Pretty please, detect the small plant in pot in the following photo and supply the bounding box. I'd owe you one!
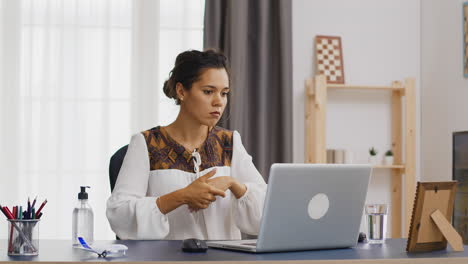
[384,150,394,165]
[368,147,378,165]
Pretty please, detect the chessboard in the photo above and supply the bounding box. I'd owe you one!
[315,35,345,84]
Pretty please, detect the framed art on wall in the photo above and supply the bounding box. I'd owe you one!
[315,35,345,84]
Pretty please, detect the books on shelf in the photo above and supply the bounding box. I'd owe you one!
[326,149,352,164]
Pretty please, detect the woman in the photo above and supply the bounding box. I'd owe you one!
[106,49,267,240]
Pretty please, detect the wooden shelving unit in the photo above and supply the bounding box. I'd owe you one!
[305,75,416,238]
[373,165,405,169]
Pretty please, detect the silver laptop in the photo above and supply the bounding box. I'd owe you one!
[207,163,371,253]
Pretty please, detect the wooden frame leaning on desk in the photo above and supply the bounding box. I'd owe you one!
[407,181,464,252]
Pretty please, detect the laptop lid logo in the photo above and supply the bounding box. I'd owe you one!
[308,193,329,220]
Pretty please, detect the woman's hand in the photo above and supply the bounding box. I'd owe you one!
[207,176,233,192]
[183,169,226,211]
[208,176,247,199]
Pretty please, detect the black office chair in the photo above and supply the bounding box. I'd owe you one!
[108,145,128,240]
[109,145,128,192]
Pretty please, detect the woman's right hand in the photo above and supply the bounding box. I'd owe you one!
[184,169,226,211]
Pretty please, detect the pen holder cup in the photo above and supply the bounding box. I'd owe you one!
[7,219,40,256]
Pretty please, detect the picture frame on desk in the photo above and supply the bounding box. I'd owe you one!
[406,181,463,252]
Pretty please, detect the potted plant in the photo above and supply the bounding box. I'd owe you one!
[368,147,378,165]
[384,150,394,165]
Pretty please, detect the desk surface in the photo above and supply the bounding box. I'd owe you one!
[1,239,468,263]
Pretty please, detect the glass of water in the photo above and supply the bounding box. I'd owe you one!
[365,204,387,244]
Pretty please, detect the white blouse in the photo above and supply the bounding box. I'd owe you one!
[106,130,267,240]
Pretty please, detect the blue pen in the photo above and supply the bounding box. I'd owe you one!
[31,195,37,210]
[27,197,31,219]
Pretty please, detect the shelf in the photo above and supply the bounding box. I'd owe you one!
[373,165,405,169]
[327,84,405,92]
[305,78,405,96]
[305,74,416,239]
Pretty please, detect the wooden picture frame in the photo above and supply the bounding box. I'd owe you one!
[464,2,468,77]
[315,35,345,84]
[407,182,463,252]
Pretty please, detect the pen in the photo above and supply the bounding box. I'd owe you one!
[19,206,22,220]
[35,199,47,217]
[12,207,17,220]
[31,195,38,209]
[4,207,15,219]
[0,205,8,219]
[1,206,14,219]
[1,205,15,253]
[27,197,31,219]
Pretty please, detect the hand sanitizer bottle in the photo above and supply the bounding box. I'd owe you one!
[72,186,94,246]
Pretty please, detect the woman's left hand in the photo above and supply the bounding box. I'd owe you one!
[189,176,248,212]
[189,177,233,212]
[208,176,247,199]
[207,176,233,192]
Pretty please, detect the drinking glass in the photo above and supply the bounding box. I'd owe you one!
[365,204,387,244]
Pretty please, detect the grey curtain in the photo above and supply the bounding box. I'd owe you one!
[204,0,293,181]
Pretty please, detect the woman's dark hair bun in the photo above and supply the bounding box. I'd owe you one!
[163,78,177,100]
[163,49,229,105]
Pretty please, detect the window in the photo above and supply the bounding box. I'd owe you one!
[0,0,205,239]
[158,0,205,125]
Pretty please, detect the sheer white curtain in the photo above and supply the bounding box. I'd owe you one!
[158,0,205,125]
[0,0,204,239]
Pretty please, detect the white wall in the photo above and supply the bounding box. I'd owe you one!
[421,0,468,181]
[292,0,421,236]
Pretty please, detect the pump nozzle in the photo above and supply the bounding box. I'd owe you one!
[78,186,91,200]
